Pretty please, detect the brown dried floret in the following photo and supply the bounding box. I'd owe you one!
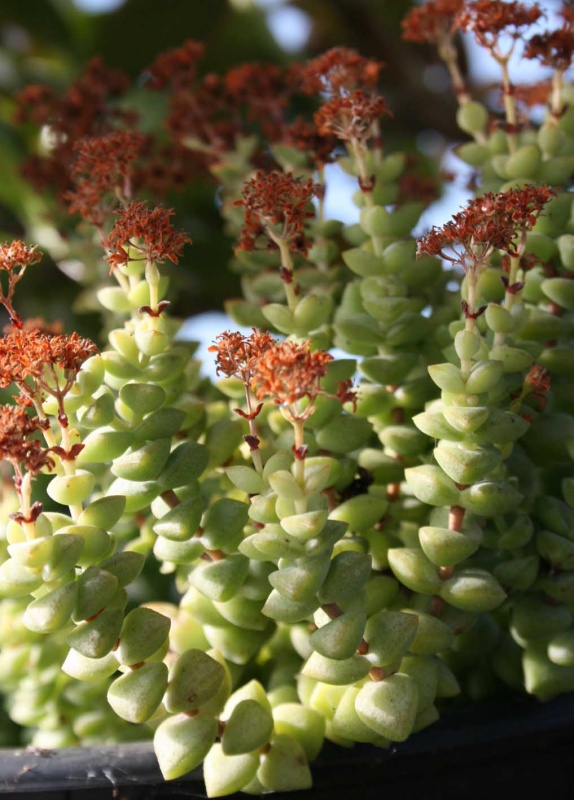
[250,339,333,407]
[314,90,391,145]
[417,184,556,267]
[234,171,321,254]
[105,202,192,270]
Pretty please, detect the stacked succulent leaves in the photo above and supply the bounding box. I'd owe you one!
[2,0,574,794]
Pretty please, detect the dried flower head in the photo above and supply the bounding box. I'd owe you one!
[296,47,384,96]
[225,63,291,139]
[147,40,205,90]
[0,242,43,328]
[417,184,556,267]
[0,404,54,476]
[524,16,574,72]
[513,80,553,109]
[66,131,147,226]
[456,1,542,50]
[209,329,276,381]
[105,202,192,270]
[0,329,98,403]
[280,117,337,167]
[250,339,334,408]
[401,0,464,44]
[235,171,321,254]
[314,90,391,146]
[15,58,133,199]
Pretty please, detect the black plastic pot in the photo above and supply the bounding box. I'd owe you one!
[1,693,573,799]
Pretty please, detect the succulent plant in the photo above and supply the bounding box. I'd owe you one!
[2,0,574,795]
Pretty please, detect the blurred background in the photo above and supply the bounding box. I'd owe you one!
[0,0,562,351]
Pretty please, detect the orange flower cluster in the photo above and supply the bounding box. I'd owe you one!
[401,0,463,44]
[146,39,205,90]
[105,202,192,270]
[66,131,147,226]
[314,91,391,145]
[209,329,276,381]
[15,58,133,198]
[417,184,556,265]
[0,405,54,477]
[0,329,98,399]
[250,339,334,408]
[457,0,542,49]
[0,242,43,328]
[525,12,574,71]
[296,47,384,96]
[235,171,321,254]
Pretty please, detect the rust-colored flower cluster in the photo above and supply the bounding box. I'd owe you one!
[235,171,321,255]
[524,11,574,72]
[456,0,542,49]
[66,131,146,226]
[0,329,98,402]
[250,339,334,408]
[209,329,276,382]
[15,58,133,198]
[0,242,43,328]
[296,47,384,96]
[417,184,556,266]
[314,91,391,146]
[0,405,54,478]
[401,0,463,44]
[105,202,192,270]
[146,39,205,90]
